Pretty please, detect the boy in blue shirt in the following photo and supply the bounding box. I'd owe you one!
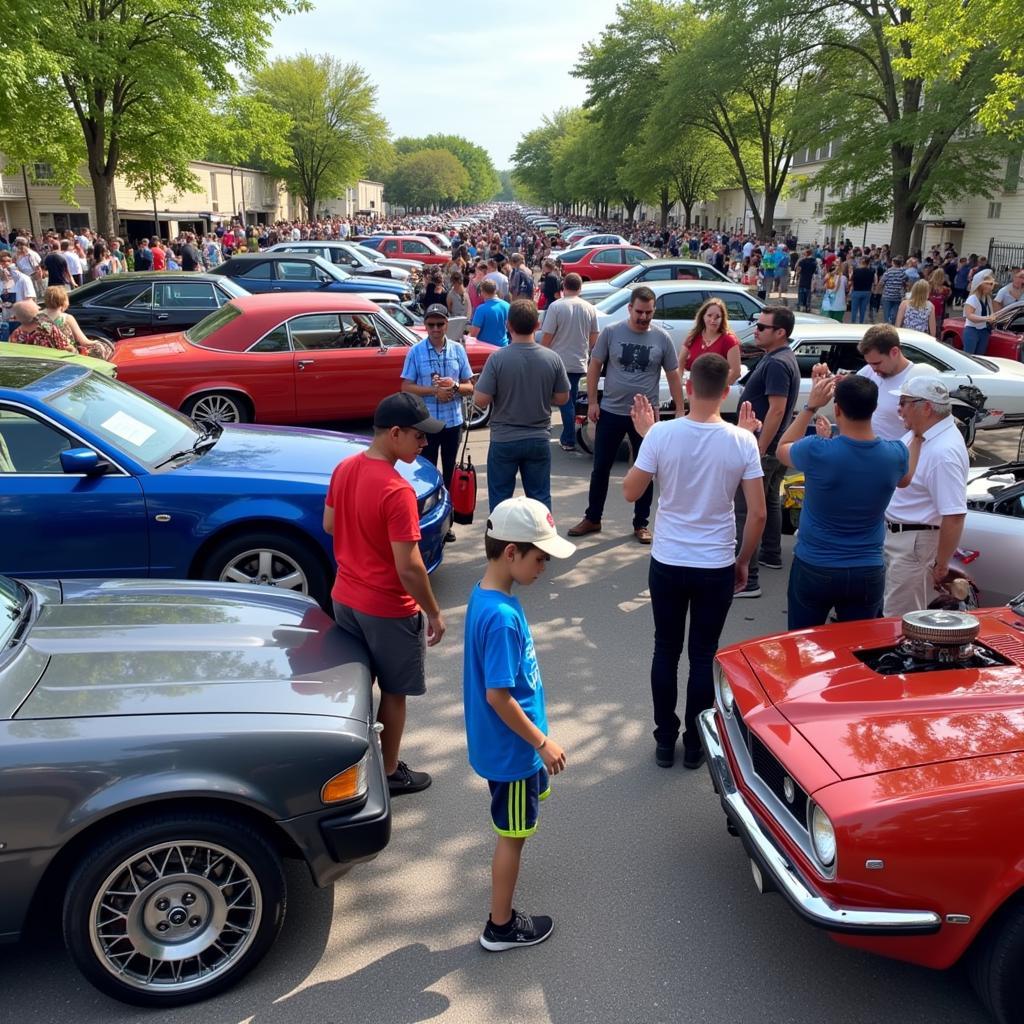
[463,497,575,950]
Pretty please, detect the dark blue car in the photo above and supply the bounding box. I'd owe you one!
[210,252,415,303]
[0,358,451,606]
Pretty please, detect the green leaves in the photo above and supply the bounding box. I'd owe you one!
[391,135,500,206]
[385,150,470,210]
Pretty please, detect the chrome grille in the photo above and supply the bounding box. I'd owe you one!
[733,706,808,833]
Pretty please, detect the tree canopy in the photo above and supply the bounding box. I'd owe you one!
[0,0,306,237]
[393,135,500,205]
[385,149,470,210]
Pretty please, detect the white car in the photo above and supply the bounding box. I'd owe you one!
[579,259,729,302]
[958,458,1024,605]
[572,233,630,248]
[593,280,828,349]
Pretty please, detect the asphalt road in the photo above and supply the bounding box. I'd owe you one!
[5,419,1018,1024]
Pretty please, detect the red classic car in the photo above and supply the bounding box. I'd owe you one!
[557,244,655,282]
[112,294,497,424]
[942,302,1024,362]
[699,605,1024,1024]
[361,235,450,266]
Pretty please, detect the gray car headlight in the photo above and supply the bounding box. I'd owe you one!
[810,803,836,867]
[419,489,440,515]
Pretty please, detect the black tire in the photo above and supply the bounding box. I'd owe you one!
[181,390,252,424]
[575,419,631,461]
[970,901,1024,1024]
[84,329,115,346]
[465,398,492,430]
[201,530,331,608]
[62,811,286,1008]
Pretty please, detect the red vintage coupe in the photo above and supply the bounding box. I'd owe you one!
[699,605,1024,1024]
[557,244,655,282]
[112,294,497,424]
[942,302,1024,362]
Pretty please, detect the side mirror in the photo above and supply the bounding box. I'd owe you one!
[61,447,108,476]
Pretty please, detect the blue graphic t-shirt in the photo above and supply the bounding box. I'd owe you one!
[463,584,547,782]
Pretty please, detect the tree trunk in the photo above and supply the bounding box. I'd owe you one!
[85,128,118,239]
[624,198,639,223]
[659,185,671,230]
[889,150,918,256]
[682,202,693,228]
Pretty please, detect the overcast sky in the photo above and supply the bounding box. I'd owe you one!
[269,0,622,168]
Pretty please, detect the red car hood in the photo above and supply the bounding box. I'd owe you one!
[735,607,1024,779]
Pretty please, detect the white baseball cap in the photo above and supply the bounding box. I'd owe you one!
[971,268,994,287]
[889,376,955,405]
[486,497,576,558]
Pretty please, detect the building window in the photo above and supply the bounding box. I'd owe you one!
[988,201,1002,219]
[1005,152,1021,194]
[799,186,808,202]
[32,162,55,182]
[369,200,375,209]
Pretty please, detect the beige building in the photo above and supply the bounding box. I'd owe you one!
[318,180,385,220]
[0,159,303,242]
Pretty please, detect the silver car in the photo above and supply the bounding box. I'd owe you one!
[579,258,730,302]
[960,458,1024,605]
[0,576,387,1007]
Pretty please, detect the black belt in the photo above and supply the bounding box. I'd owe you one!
[886,521,939,533]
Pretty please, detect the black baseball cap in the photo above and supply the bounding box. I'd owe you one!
[373,392,445,433]
[423,303,449,320]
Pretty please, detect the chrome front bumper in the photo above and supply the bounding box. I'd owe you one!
[697,708,941,936]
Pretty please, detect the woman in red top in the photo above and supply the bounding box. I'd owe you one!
[680,298,742,384]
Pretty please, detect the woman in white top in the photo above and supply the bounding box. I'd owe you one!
[895,279,935,335]
[820,267,848,321]
[962,269,996,355]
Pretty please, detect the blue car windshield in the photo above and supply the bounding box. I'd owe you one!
[46,374,202,470]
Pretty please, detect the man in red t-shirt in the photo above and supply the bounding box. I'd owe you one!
[150,237,166,271]
[323,392,447,796]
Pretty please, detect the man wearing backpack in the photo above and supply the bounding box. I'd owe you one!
[508,253,535,300]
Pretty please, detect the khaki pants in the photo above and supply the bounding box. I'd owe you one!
[883,528,939,617]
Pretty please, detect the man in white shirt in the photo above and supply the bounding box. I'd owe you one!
[541,272,599,451]
[883,377,969,617]
[993,268,1024,311]
[485,258,510,301]
[855,324,925,440]
[623,353,766,769]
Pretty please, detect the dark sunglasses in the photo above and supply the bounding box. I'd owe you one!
[753,323,777,331]
[424,320,447,328]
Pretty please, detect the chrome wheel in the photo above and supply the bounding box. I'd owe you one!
[88,841,262,994]
[188,393,244,423]
[219,547,309,593]
[465,397,491,429]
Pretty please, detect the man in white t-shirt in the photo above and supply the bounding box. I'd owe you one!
[623,353,766,770]
[855,323,925,440]
[994,268,1024,312]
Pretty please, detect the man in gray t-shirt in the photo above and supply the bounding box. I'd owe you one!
[541,271,599,450]
[474,299,570,511]
[568,286,685,543]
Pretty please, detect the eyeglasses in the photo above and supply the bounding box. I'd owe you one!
[897,397,926,407]
[753,322,777,331]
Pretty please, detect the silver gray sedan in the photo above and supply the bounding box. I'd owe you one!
[0,575,388,1007]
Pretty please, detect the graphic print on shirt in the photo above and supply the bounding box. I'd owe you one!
[619,343,651,374]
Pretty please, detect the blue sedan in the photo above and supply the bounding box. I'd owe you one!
[210,252,415,302]
[0,358,452,605]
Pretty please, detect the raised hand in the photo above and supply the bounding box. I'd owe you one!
[808,373,836,410]
[814,414,833,438]
[738,401,762,434]
[811,362,832,382]
[630,393,657,436]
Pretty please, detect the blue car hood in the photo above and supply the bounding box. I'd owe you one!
[170,423,439,497]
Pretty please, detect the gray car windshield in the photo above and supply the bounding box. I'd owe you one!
[46,373,202,470]
[0,575,28,650]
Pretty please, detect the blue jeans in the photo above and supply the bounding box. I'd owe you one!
[883,298,901,324]
[648,557,735,750]
[559,372,582,447]
[787,556,885,629]
[585,410,652,528]
[797,285,811,311]
[962,326,990,355]
[850,290,871,324]
[486,437,552,511]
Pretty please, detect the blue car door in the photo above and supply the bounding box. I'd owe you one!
[0,405,149,577]
[274,259,332,294]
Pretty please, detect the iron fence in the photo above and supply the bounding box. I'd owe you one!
[987,239,1024,284]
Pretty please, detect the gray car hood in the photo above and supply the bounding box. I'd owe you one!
[12,580,372,723]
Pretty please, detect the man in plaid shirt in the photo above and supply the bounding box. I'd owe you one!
[400,304,476,541]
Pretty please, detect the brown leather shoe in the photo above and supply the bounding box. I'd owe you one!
[634,526,653,544]
[567,518,602,537]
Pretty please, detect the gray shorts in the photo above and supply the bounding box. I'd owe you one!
[332,602,426,697]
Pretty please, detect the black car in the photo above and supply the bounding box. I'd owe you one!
[68,273,250,345]
[266,241,414,283]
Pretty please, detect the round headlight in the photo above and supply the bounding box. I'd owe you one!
[715,662,734,715]
[810,804,836,867]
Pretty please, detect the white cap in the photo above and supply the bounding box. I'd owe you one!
[971,268,994,287]
[889,376,954,405]
[486,497,576,558]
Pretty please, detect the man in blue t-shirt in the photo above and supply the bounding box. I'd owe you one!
[469,277,510,346]
[463,497,574,952]
[776,371,922,628]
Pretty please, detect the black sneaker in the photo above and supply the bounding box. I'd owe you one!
[758,556,783,570]
[734,581,762,599]
[444,529,456,543]
[655,743,675,767]
[480,909,554,951]
[682,747,706,770]
[387,761,432,795]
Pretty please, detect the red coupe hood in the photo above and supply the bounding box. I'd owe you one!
[737,609,1024,779]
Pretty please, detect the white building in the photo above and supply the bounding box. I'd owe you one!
[317,180,385,220]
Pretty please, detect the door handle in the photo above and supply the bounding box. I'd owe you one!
[271,286,283,291]
[117,327,136,337]
[297,359,314,369]
[155,313,169,320]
